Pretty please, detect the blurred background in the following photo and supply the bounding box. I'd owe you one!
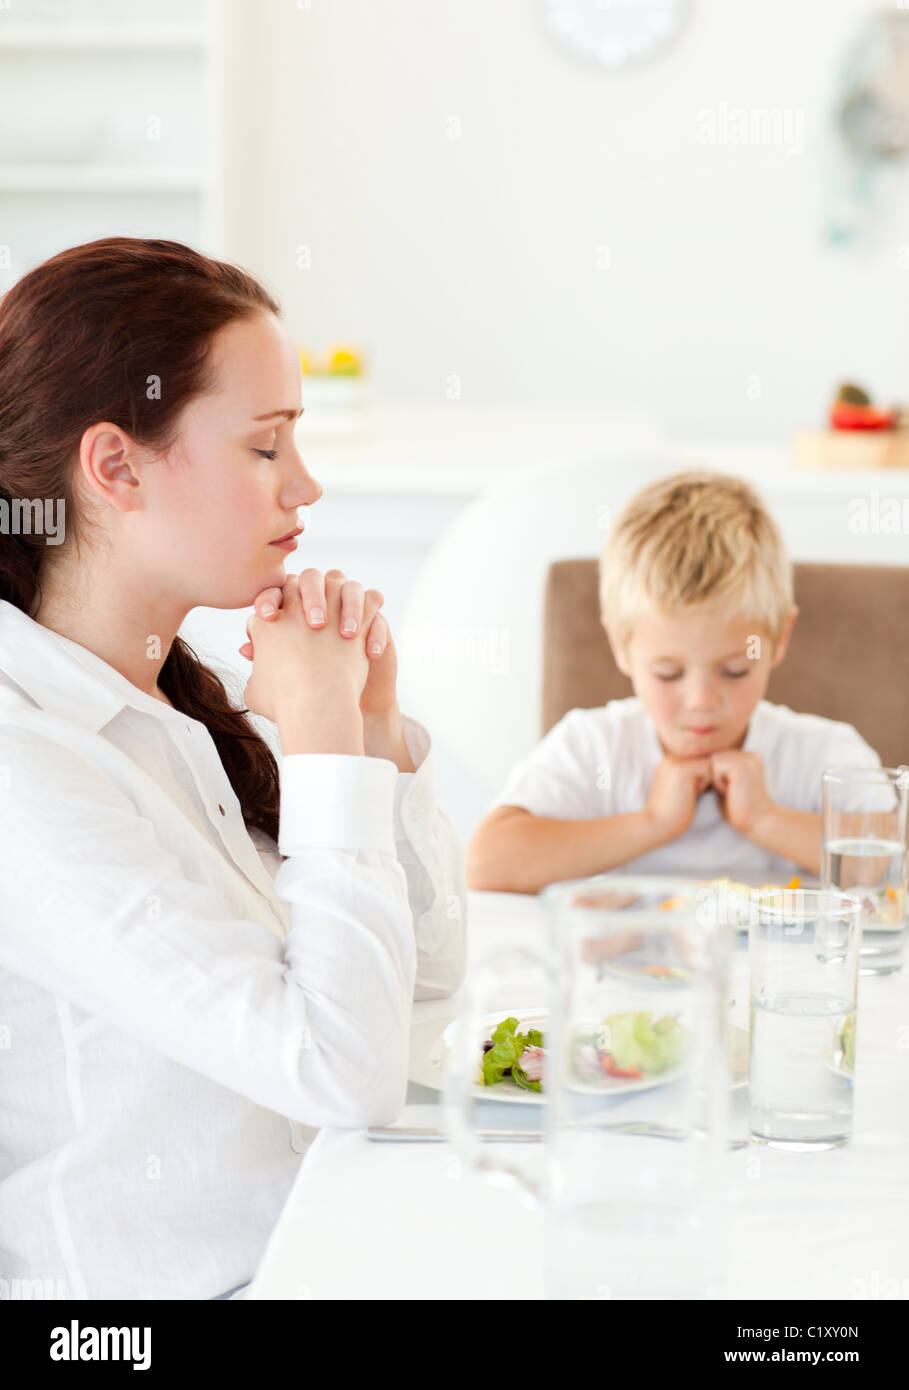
[2,0,908,837]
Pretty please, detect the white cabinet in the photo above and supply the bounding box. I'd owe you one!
[0,0,223,289]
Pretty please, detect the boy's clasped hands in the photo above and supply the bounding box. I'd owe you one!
[646,749,773,843]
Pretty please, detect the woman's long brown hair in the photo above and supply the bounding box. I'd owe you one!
[0,237,283,843]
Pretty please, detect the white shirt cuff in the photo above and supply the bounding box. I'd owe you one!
[393,715,436,838]
[278,754,398,855]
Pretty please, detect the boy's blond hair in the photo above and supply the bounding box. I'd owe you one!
[599,470,794,651]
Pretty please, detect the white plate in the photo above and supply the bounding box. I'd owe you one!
[408,1009,750,1105]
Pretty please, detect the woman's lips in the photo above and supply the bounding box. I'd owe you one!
[269,525,303,550]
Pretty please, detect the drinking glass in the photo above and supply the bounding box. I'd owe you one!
[445,874,733,1299]
[747,887,861,1149]
[821,766,909,976]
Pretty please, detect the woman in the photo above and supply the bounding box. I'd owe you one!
[0,237,466,1301]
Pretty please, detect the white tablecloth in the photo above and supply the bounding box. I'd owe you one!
[247,891,909,1300]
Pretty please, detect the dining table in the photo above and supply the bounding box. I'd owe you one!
[245,888,909,1301]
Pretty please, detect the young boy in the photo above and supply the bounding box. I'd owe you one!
[466,470,881,894]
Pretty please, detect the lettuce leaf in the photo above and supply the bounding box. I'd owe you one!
[596,1011,683,1075]
[480,1016,544,1087]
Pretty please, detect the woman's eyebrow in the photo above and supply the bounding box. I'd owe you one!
[251,407,304,421]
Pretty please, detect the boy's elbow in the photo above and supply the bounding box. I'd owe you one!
[465,832,507,891]
[467,810,540,893]
[467,809,520,891]
[466,850,534,895]
[466,860,498,891]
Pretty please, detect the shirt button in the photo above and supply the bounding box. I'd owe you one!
[218,804,226,816]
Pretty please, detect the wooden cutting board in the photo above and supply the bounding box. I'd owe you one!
[792,428,909,469]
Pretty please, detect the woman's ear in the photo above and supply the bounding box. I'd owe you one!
[601,616,631,676]
[770,606,799,667]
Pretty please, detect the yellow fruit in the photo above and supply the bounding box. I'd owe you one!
[327,346,362,375]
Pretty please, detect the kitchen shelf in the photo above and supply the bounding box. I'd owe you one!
[0,166,205,194]
[0,0,223,281]
[0,165,206,193]
[0,22,205,48]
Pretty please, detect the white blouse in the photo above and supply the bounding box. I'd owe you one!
[0,598,467,1301]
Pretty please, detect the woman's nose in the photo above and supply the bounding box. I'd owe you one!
[287,450,323,507]
[301,467,323,505]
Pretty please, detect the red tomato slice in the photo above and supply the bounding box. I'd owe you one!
[601,1053,642,1079]
[830,401,895,430]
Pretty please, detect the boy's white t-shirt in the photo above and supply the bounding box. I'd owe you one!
[490,697,881,880]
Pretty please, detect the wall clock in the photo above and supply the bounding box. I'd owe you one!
[541,0,689,71]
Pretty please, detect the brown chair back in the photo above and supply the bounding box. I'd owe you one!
[542,559,909,769]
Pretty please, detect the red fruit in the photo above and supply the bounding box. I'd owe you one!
[830,401,895,430]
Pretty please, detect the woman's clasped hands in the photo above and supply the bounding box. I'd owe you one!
[239,568,402,757]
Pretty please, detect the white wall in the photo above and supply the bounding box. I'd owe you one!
[222,0,909,441]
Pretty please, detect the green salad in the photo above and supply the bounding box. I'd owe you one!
[479,1016,544,1092]
[580,1011,684,1081]
[477,1010,685,1092]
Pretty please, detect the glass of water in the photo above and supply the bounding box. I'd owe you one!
[445,875,733,1299]
[821,766,909,976]
[748,888,861,1150]
[540,876,732,1299]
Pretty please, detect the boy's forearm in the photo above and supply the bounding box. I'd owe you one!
[748,805,822,877]
[466,810,666,894]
